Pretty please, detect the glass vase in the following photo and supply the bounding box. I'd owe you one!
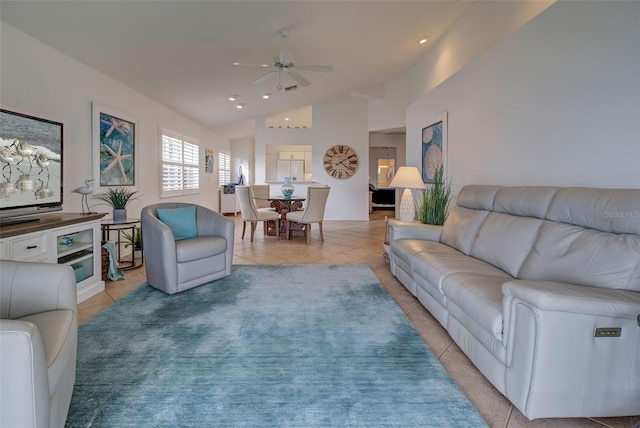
[281,177,295,199]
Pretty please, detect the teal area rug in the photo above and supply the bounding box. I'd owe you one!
[67,265,487,427]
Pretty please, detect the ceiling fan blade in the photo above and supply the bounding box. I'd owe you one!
[233,62,270,68]
[254,70,278,85]
[287,70,311,87]
[294,65,334,73]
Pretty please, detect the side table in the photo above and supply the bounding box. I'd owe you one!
[383,217,390,263]
[101,218,144,271]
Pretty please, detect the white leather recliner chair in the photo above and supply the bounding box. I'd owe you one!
[0,260,78,428]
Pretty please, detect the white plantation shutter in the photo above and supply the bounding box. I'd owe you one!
[161,130,200,197]
[182,141,199,191]
[218,151,231,185]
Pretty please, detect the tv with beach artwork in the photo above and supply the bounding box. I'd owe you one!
[0,109,63,224]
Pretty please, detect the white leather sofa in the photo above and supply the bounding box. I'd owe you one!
[389,185,640,420]
[0,260,78,427]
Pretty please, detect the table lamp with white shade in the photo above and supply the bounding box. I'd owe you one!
[389,166,425,222]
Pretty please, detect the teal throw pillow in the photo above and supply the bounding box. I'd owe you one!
[156,206,198,241]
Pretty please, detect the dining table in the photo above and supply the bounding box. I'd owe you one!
[254,195,306,238]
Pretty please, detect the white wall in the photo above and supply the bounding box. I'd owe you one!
[0,23,230,218]
[368,1,553,132]
[255,96,369,221]
[406,1,640,191]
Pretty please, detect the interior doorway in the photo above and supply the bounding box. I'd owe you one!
[377,158,395,188]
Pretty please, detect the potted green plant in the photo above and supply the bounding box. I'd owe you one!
[418,165,452,226]
[122,227,143,251]
[94,187,140,222]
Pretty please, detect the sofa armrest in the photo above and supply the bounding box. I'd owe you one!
[501,280,640,418]
[502,279,640,351]
[0,320,50,428]
[502,280,640,320]
[0,260,77,319]
[388,220,442,242]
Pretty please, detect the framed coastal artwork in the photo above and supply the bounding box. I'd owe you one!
[205,148,214,173]
[92,102,137,189]
[421,112,447,184]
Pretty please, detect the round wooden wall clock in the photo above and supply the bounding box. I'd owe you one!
[323,145,359,180]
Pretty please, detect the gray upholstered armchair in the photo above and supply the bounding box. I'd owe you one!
[0,260,78,428]
[141,203,235,295]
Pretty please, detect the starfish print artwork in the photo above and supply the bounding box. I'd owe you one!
[101,140,133,184]
[98,111,135,186]
[100,116,130,138]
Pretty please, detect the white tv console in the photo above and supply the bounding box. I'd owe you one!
[0,212,107,303]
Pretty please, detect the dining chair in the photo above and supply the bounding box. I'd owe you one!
[250,184,272,210]
[285,186,330,243]
[236,186,280,242]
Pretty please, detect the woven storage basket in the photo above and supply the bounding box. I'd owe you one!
[101,242,109,281]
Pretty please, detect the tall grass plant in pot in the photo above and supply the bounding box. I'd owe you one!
[418,166,452,226]
[122,228,143,250]
[94,187,140,222]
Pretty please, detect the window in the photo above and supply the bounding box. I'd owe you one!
[160,130,199,197]
[218,151,231,185]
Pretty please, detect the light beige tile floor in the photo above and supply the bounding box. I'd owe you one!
[79,214,640,428]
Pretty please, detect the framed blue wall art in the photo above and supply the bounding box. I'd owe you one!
[92,102,137,189]
[421,112,447,184]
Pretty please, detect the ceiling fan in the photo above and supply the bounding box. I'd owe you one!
[234,29,334,90]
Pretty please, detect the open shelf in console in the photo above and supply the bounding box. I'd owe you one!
[55,225,97,289]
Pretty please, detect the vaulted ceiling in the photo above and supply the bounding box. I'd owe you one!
[0,1,471,138]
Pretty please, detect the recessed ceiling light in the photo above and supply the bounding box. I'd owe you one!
[228,95,237,101]
[419,38,428,44]
[262,93,271,99]
[236,103,244,109]
[232,62,240,66]
[284,117,290,121]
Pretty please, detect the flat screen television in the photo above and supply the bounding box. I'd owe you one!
[0,109,63,225]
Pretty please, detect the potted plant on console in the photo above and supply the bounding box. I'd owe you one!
[94,187,140,223]
[418,165,452,226]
